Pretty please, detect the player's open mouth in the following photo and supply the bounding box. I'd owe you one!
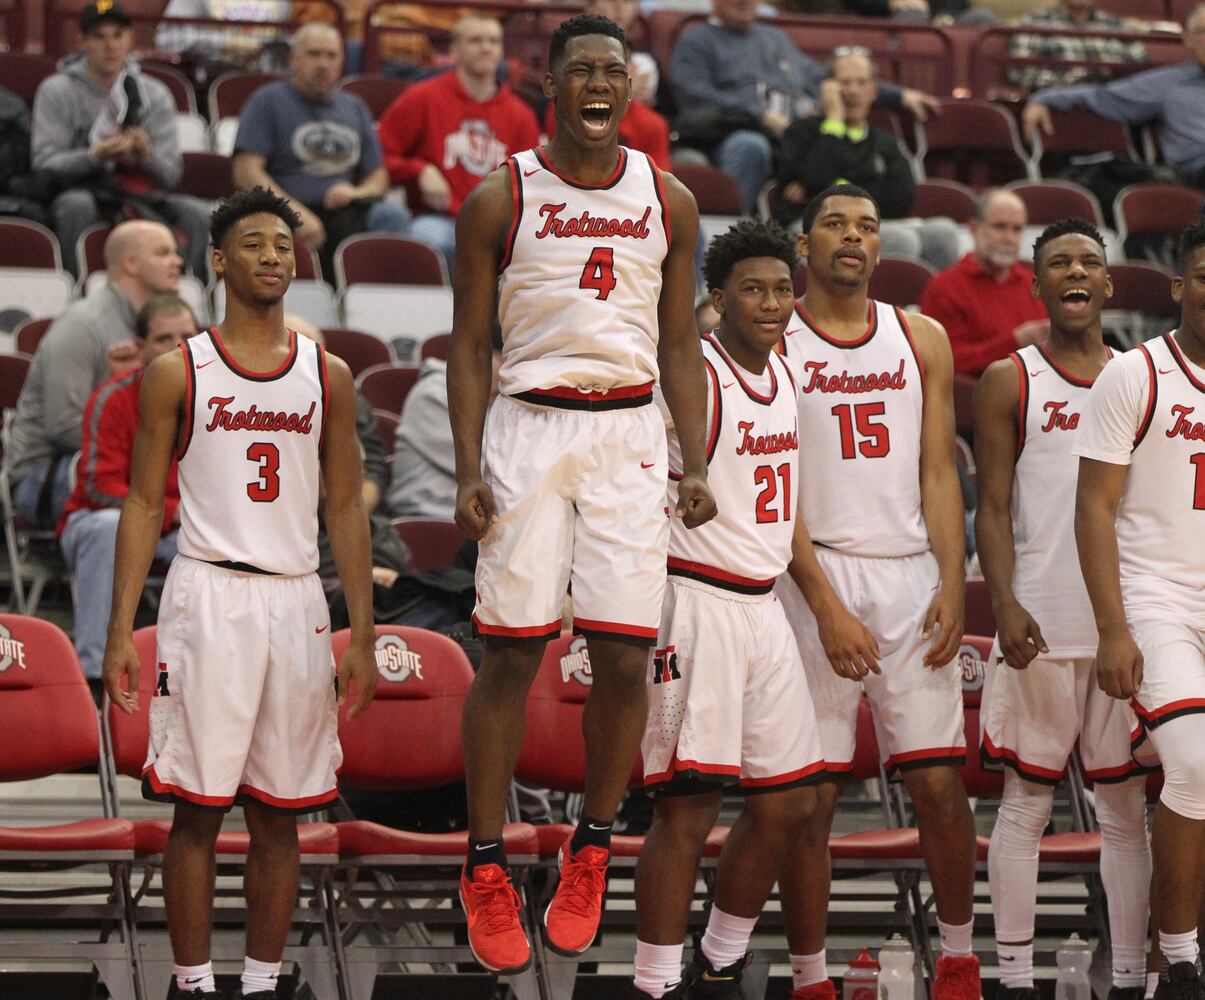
[581,103,613,133]
[1060,287,1091,314]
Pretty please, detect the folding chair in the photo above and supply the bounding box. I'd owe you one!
[102,626,344,999]
[178,151,237,202]
[334,233,449,291]
[331,624,541,1000]
[356,363,420,413]
[321,326,392,378]
[420,332,451,361]
[964,579,996,638]
[868,257,936,309]
[339,74,408,120]
[0,218,62,269]
[0,613,139,1000]
[341,287,453,358]
[373,408,399,455]
[12,316,51,356]
[391,517,463,571]
[917,99,1034,188]
[674,163,744,252]
[1103,261,1176,347]
[910,180,977,224]
[1005,180,1105,228]
[1114,183,1205,266]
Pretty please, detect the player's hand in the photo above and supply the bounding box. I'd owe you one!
[1095,628,1143,700]
[102,632,141,715]
[675,473,717,529]
[323,182,358,210]
[922,583,964,668]
[996,599,1048,671]
[337,640,377,720]
[900,87,940,122]
[1022,102,1054,142]
[418,164,453,213]
[455,477,498,540]
[817,600,881,680]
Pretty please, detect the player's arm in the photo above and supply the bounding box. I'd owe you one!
[973,359,1048,669]
[101,352,185,713]
[907,312,966,668]
[656,172,716,528]
[321,356,378,719]
[786,513,881,680]
[447,167,510,541]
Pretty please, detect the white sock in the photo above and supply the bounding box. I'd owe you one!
[1158,929,1199,968]
[938,918,974,958]
[1095,779,1152,990]
[174,961,215,994]
[997,942,1034,989]
[241,956,281,995]
[791,951,828,989]
[700,906,758,970]
[633,940,684,998]
[1146,971,1160,998]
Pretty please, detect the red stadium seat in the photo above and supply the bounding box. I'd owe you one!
[1005,180,1104,228]
[0,52,58,108]
[956,634,993,709]
[207,71,279,121]
[421,332,451,360]
[673,162,743,215]
[1027,109,1135,179]
[868,257,936,308]
[13,316,52,356]
[392,517,463,571]
[333,625,541,1000]
[356,362,420,413]
[1114,183,1205,264]
[340,73,408,119]
[320,326,392,377]
[372,407,398,454]
[0,218,62,270]
[918,99,1033,189]
[177,151,237,201]
[0,614,139,1000]
[953,372,977,440]
[142,60,197,113]
[334,233,449,290]
[910,179,977,223]
[78,223,112,277]
[964,579,996,639]
[1106,261,1176,318]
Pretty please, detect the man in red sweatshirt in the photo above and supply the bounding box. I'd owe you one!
[378,12,540,268]
[58,294,196,687]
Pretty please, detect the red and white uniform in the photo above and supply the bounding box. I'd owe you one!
[474,147,673,642]
[775,301,965,775]
[1074,333,1205,741]
[144,329,340,812]
[981,344,1142,784]
[643,334,826,792]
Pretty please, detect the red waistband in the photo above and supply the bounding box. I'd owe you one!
[521,381,653,402]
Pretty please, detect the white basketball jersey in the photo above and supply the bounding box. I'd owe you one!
[175,329,326,576]
[1009,343,1111,657]
[496,146,670,398]
[779,300,928,557]
[663,334,800,592]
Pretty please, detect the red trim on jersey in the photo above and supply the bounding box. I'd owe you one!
[143,766,235,807]
[667,557,774,594]
[1165,331,1205,392]
[1133,343,1159,448]
[895,306,926,393]
[672,360,722,480]
[177,340,196,460]
[1033,342,1110,389]
[534,145,628,190]
[644,758,743,787]
[499,157,522,273]
[797,299,877,349]
[981,732,1065,784]
[739,760,828,788]
[1131,696,1205,725]
[1083,759,1149,783]
[472,614,561,639]
[521,381,653,403]
[316,342,330,452]
[1009,352,1029,459]
[883,745,966,773]
[822,760,854,774]
[647,153,672,249]
[572,616,658,639]
[704,332,779,405]
[209,327,298,380]
[236,782,339,811]
[779,352,798,396]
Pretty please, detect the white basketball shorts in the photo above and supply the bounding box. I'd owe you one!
[1129,617,1205,755]
[473,391,669,643]
[642,576,827,794]
[143,556,341,812]
[777,547,965,776]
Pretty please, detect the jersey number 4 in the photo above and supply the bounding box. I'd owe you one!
[832,402,891,459]
[579,247,617,300]
[246,442,280,502]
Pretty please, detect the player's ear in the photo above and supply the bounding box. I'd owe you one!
[1031,273,1040,299]
[795,232,808,263]
[711,286,725,318]
[1103,273,1113,303]
[543,71,556,100]
[1172,275,1184,304]
[211,247,225,279]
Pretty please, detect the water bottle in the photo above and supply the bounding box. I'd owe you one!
[842,948,880,1000]
[878,936,916,1000]
[1055,934,1093,1000]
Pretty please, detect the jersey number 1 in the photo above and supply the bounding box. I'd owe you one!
[247,442,280,502]
[1193,454,1205,510]
[580,247,617,300]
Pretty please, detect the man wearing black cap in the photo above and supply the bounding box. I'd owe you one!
[31,1,210,277]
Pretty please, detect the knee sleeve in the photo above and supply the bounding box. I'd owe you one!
[1153,716,1205,821]
[1094,778,1152,967]
[988,771,1055,941]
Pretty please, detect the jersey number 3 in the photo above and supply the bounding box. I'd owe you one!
[246,442,280,502]
[580,247,617,300]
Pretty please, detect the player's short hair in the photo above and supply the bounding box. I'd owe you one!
[703,219,797,292]
[1179,220,1205,273]
[801,183,880,235]
[209,186,301,250]
[1032,217,1107,269]
[548,13,627,72]
[135,294,196,340]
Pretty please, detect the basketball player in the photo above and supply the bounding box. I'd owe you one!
[975,218,1152,1000]
[1075,219,1205,1000]
[447,13,714,975]
[774,184,980,1000]
[101,187,377,999]
[631,221,826,999]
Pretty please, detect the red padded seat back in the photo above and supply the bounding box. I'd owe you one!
[959,704,1004,797]
[106,626,158,779]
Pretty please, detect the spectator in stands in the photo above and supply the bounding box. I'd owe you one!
[1009,0,1149,93]
[779,0,992,21]
[776,48,960,269]
[377,14,539,268]
[7,220,182,529]
[232,22,410,277]
[31,2,211,277]
[58,295,196,684]
[155,0,290,72]
[670,0,939,213]
[1023,3,1205,187]
[920,189,1049,377]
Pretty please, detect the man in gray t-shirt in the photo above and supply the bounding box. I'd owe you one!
[232,23,409,275]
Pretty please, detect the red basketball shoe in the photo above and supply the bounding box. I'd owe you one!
[792,979,838,1000]
[932,954,982,1000]
[543,839,609,955]
[459,863,532,974]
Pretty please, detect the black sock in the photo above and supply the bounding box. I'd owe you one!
[467,838,508,877]
[570,815,612,854]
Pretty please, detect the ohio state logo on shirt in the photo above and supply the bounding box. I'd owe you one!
[534,203,652,240]
[443,119,508,176]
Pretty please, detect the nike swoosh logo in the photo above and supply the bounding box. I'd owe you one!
[315,625,329,634]
[196,359,216,369]
[702,973,736,982]
[1159,367,1176,375]
[722,381,735,389]
[1029,370,1045,377]
[587,823,610,831]
[640,461,655,469]
[476,841,500,849]
[524,168,540,177]
[184,977,205,983]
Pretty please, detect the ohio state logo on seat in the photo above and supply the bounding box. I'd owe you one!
[0,623,27,672]
[374,634,424,683]
[958,642,986,694]
[559,636,593,686]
